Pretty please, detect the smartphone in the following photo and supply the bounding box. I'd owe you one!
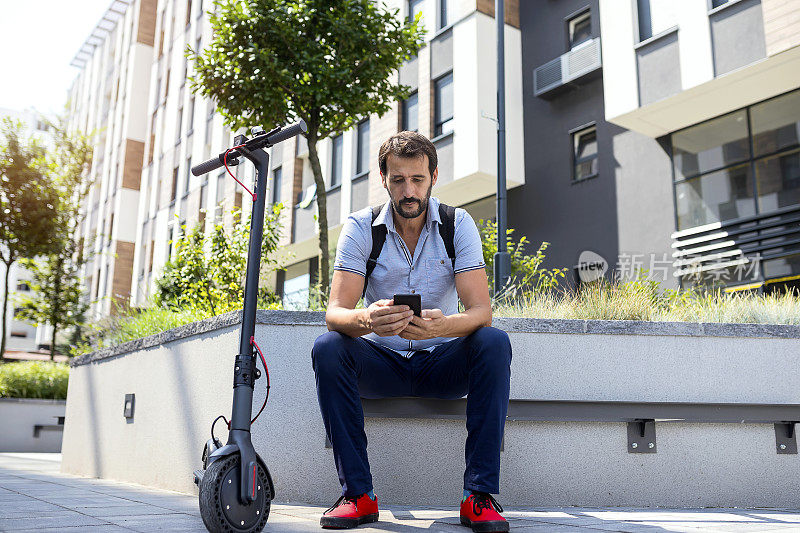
[393,293,421,317]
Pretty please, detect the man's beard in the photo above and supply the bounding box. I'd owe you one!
[391,182,433,219]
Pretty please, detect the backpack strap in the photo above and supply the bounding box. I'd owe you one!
[438,203,457,270]
[363,205,387,298]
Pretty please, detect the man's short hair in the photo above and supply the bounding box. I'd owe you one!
[378,131,438,178]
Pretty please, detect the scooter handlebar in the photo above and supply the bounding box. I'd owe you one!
[191,119,307,176]
[266,119,307,146]
[192,156,224,176]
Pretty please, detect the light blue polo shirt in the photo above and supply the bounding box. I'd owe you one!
[333,196,486,356]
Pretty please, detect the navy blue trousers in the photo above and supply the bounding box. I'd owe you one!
[311,327,512,498]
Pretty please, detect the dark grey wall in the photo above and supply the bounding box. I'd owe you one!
[512,0,677,287]
[512,0,619,285]
[710,0,766,76]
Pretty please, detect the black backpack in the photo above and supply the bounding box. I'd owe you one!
[362,203,456,298]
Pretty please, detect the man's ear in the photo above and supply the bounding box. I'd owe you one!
[381,172,388,191]
[432,167,438,188]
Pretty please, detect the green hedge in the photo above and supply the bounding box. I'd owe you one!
[0,361,69,400]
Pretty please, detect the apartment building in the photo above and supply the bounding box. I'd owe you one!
[123,0,524,308]
[69,0,799,317]
[0,107,55,351]
[68,0,157,317]
[517,0,800,292]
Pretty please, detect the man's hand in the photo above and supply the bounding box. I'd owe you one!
[367,299,415,337]
[398,309,449,340]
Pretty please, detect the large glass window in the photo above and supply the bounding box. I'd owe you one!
[751,90,800,157]
[434,72,453,137]
[402,92,418,132]
[330,134,343,187]
[671,89,800,231]
[756,149,800,212]
[675,164,755,229]
[356,120,370,176]
[672,110,749,180]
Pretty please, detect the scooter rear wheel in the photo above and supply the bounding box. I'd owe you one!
[199,454,271,532]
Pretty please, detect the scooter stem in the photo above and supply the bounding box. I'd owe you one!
[230,144,269,432]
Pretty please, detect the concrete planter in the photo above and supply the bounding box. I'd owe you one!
[0,398,66,452]
[62,310,800,507]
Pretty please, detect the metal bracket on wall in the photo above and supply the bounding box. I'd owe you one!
[627,419,656,453]
[775,422,797,454]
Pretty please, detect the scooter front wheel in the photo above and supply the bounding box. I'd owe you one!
[199,454,271,532]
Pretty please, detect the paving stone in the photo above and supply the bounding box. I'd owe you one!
[9,527,131,533]
[0,512,107,531]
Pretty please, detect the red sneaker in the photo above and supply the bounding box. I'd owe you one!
[460,492,509,532]
[320,493,379,529]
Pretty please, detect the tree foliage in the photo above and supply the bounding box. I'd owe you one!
[14,121,94,360]
[155,204,286,315]
[0,119,62,359]
[478,219,569,300]
[189,0,425,303]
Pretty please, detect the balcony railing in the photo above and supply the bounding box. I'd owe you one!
[533,38,602,97]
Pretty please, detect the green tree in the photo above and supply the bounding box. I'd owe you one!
[0,119,61,359]
[478,219,569,299]
[189,0,425,304]
[155,204,286,315]
[14,121,94,360]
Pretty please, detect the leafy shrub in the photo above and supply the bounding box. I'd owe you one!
[0,361,69,400]
[478,219,568,299]
[155,205,286,315]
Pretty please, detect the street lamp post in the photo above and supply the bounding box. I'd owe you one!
[494,0,511,295]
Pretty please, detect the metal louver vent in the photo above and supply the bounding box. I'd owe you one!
[565,39,601,79]
[533,38,602,97]
[534,57,563,95]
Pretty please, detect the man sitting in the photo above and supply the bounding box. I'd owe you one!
[312,131,512,532]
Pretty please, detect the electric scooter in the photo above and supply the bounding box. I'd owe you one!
[190,119,307,532]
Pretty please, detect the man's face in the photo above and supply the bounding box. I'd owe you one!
[382,153,438,220]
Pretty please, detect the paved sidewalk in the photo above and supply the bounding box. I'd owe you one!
[1,453,799,532]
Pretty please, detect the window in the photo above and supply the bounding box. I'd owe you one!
[408,0,424,23]
[175,108,183,145]
[568,11,591,49]
[439,0,453,29]
[330,134,343,187]
[199,179,208,226]
[670,88,800,230]
[185,156,192,194]
[433,73,453,137]
[16,281,30,292]
[10,331,27,338]
[356,120,370,175]
[171,165,179,201]
[572,126,598,181]
[710,0,730,8]
[672,110,749,180]
[164,69,171,101]
[187,97,195,133]
[186,0,192,26]
[636,0,678,42]
[272,166,282,204]
[402,92,418,132]
[216,171,226,217]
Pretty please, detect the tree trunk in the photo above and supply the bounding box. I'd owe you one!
[0,260,11,361]
[306,137,330,305]
[50,321,57,361]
